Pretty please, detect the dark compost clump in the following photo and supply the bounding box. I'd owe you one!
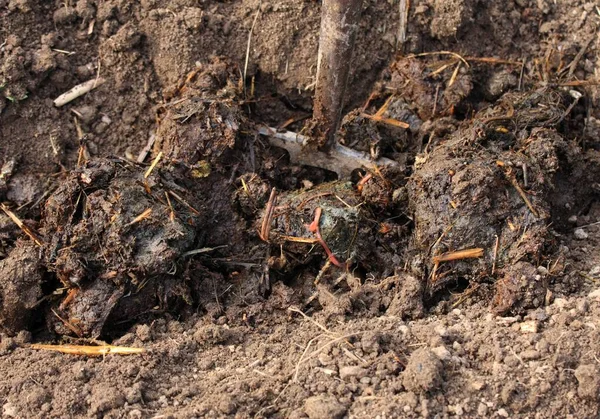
[38,158,202,337]
[407,87,592,314]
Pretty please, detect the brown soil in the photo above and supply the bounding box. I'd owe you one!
[1,0,600,417]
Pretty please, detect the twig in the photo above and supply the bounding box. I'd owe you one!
[137,134,156,163]
[182,245,228,258]
[165,191,175,222]
[504,171,539,218]
[411,51,470,67]
[448,61,461,87]
[288,307,333,335]
[294,336,320,382]
[125,208,152,227]
[51,308,83,337]
[259,126,400,178]
[259,188,277,242]
[53,78,105,107]
[492,234,499,275]
[560,35,594,80]
[432,248,484,264]
[314,259,332,285]
[451,283,480,308]
[144,151,163,178]
[577,220,600,229]
[397,0,409,49]
[31,343,145,356]
[167,190,201,216]
[1,203,43,246]
[243,1,261,95]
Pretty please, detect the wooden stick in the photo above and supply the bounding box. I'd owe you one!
[432,248,484,264]
[31,343,145,356]
[0,203,43,246]
[259,188,277,242]
[311,0,363,150]
[53,78,105,107]
[144,152,163,178]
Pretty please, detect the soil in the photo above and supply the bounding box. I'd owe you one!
[1,0,600,418]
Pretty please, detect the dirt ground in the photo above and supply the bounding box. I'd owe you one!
[1,0,599,417]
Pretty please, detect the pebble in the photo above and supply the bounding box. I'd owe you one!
[575,364,600,401]
[568,215,578,224]
[431,345,451,361]
[574,228,589,240]
[553,298,569,309]
[588,289,600,300]
[520,320,539,333]
[520,349,541,360]
[339,366,367,380]
[470,380,486,391]
[434,325,449,338]
[497,408,510,417]
[2,403,17,418]
[477,402,488,416]
[402,348,443,392]
[304,396,347,419]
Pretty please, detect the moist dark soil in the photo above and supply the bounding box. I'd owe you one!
[1,0,600,417]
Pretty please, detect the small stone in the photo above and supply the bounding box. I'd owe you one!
[577,299,589,314]
[135,324,152,342]
[574,228,589,240]
[402,348,443,392]
[74,105,97,124]
[575,364,600,401]
[434,325,449,338]
[128,410,143,419]
[520,320,539,333]
[497,408,510,417]
[318,352,333,366]
[14,330,31,344]
[470,380,486,391]
[553,298,569,309]
[217,395,237,415]
[477,402,488,416]
[588,289,600,300]
[568,215,578,224]
[537,266,549,275]
[2,403,17,418]
[520,349,541,360]
[304,396,347,419]
[431,345,451,361]
[339,366,367,380]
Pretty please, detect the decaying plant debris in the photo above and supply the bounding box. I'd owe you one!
[0,50,598,341]
[408,86,594,314]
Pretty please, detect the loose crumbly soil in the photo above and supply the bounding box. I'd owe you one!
[1,0,600,418]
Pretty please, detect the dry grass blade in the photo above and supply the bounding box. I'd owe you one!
[288,306,333,335]
[492,234,500,275]
[411,51,470,67]
[31,343,145,356]
[53,78,106,107]
[144,151,163,178]
[432,248,484,264]
[259,188,277,242]
[361,94,410,129]
[243,1,261,95]
[504,171,539,218]
[397,0,409,49]
[167,190,201,216]
[1,203,43,246]
[125,208,152,227]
